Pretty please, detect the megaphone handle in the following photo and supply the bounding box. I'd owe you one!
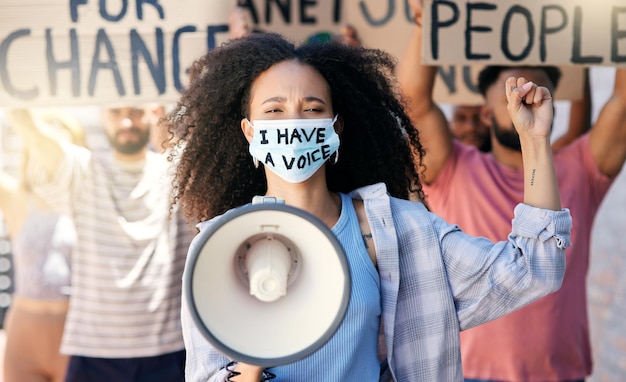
[225,361,276,381]
[225,361,240,381]
[263,369,277,380]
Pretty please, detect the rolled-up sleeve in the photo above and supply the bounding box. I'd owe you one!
[510,203,571,250]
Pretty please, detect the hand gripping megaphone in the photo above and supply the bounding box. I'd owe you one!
[184,196,351,367]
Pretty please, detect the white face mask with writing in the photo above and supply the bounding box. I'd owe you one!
[247,116,340,184]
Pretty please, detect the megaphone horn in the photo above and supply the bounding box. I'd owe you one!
[185,197,351,367]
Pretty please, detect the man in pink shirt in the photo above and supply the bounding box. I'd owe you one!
[399,1,626,381]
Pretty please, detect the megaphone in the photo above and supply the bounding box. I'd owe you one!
[184,196,351,367]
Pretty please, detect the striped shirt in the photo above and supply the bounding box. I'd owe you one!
[29,143,194,358]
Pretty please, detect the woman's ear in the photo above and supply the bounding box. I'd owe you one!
[334,116,344,135]
[241,118,254,143]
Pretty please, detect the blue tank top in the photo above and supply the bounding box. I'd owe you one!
[270,193,381,380]
[12,210,74,300]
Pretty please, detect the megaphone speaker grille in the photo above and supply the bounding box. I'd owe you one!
[185,203,351,367]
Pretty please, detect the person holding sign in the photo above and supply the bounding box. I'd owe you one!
[398,1,626,381]
[0,110,85,382]
[167,32,572,381]
[6,106,195,382]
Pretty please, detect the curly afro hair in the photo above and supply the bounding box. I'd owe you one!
[166,32,426,223]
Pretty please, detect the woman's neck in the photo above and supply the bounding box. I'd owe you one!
[265,173,341,228]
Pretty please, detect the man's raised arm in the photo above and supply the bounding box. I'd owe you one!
[589,68,626,178]
[5,109,65,180]
[398,0,453,184]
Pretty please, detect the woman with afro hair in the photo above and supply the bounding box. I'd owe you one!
[166,32,571,381]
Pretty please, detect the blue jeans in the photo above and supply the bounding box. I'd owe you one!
[65,349,185,382]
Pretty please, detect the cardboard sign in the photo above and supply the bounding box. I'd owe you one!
[0,0,235,107]
[1,0,622,107]
[0,0,357,107]
[422,0,626,67]
[343,0,596,103]
[237,0,341,41]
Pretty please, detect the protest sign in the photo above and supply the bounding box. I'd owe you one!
[1,0,622,107]
[0,0,233,106]
[422,0,626,67]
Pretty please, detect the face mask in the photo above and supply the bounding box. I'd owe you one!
[247,116,340,183]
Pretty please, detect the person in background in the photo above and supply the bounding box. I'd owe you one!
[228,6,262,39]
[167,32,571,381]
[0,109,85,382]
[448,104,491,152]
[399,1,626,381]
[6,105,195,382]
[339,24,361,47]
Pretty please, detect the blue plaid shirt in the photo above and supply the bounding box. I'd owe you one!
[182,183,571,381]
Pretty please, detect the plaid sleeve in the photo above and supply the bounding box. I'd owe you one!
[437,204,571,330]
